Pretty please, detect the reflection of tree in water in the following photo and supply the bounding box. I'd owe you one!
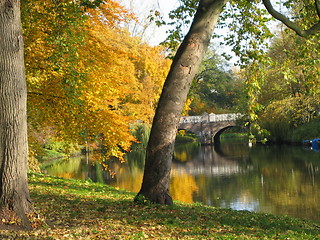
[44,156,86,180]
[174,143,200,162]
[172,142,253,208]
[170,170,199,204]
[214,141,249,159]
[248,145,320,221]
[172,142,320,221]
[85,157,115,183]
[44,141,320,221]
[192,168,259,210]
[173,144,251,177]
[85,151,145,193]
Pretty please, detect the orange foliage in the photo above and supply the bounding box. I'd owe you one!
[85,0,136,27]
[123,43,171,123]
[22,0,170,161]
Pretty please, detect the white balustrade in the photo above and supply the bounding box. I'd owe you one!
[180,113,241,124]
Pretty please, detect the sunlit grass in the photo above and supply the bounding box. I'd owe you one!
[1,173,319,239]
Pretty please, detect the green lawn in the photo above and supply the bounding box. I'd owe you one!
[1,173,319,239]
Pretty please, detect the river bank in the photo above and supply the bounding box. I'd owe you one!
[1,173,319,239]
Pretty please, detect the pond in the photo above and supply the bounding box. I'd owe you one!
[43,139,320,222]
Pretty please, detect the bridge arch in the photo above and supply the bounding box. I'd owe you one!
[178,113,241,145]
[213,126,234,144]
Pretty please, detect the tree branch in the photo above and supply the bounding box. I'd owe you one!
[27,91,66,99]
[262,0,320,37]
[316,0,320,18]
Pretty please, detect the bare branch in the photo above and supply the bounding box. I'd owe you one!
[262,0,320,37]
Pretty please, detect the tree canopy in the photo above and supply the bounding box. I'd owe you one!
[187,48,245,114]
[21,0,171,161]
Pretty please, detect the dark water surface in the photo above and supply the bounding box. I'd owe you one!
[44,140,320,222]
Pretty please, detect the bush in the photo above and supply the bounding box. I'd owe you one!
[260,96,320,143]
[261,117,320,143]
[130,123,151,150]
[175,135,197,144]
[262,120,292,142]
[291,117,320,142]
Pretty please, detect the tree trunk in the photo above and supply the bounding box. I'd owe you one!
[0,0,33,228]
[136,0,227,204]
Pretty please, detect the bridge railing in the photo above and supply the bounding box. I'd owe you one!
[180,115,202,123]
[209,113,242,122]
[180,113,242,124]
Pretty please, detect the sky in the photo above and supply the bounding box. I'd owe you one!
[118,0,246,65]
[117,0,286,67]
[118,0,180,46]
[118,0,288,68]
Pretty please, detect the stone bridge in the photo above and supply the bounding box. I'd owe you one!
[179,113,242,145]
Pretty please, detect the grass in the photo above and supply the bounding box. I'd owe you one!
[38,149,66,162]
[1,173,320,239]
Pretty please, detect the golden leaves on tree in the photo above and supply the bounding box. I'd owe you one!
[22,0,171,160]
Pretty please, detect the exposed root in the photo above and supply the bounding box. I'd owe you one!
[135,191,173,205]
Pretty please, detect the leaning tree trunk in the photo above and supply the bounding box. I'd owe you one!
[0,0,33,227]
[136,0,228,204]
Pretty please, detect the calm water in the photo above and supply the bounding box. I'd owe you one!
[44,139,320,222]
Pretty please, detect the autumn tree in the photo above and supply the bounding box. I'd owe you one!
[259,29,320,104]
[253,26,319,141]
[0,0,33,228]
[236,0,320,142]
[136,0,320,204]
[124,43,171,123]
[21,0,170,163]
[0,0,169,228]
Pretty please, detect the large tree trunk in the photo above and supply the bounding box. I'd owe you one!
[136,0,227,204]
[0,0,33,228]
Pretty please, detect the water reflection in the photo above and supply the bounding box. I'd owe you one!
[44,141,320,222]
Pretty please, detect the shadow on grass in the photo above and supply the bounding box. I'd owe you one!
[23,173,320,239]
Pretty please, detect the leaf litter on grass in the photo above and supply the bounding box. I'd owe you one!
[0,172,319,239]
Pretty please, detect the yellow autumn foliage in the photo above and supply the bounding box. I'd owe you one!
[22,0,171,161]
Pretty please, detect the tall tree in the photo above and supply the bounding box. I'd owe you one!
[136,0,228,204]
[241,0,320,142]
[0,0,33,228]
[136,0,320,204]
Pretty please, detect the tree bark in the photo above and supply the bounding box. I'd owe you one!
[136,0,227,204]
[0,0,33,227]
[262,0,320,37]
